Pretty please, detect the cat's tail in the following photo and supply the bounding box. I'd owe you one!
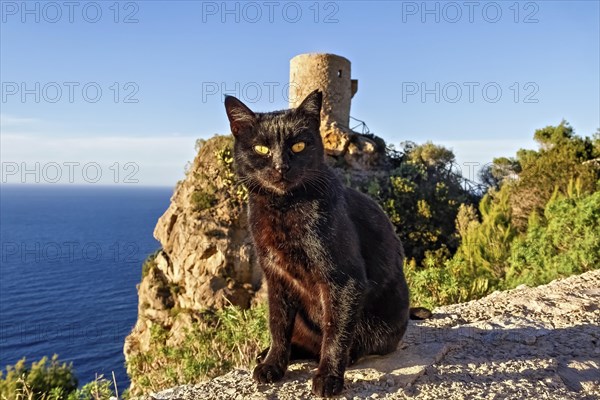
[409,307,432,320]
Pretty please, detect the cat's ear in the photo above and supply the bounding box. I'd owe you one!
[224,96,256,136]
[296,89,322,119]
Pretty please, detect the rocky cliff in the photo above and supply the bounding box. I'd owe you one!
[142,269,600,400]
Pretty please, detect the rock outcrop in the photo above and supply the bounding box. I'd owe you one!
[141,269,600,400]
[123,135,257,394]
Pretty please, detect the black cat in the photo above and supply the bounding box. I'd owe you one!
[225,90,423,397]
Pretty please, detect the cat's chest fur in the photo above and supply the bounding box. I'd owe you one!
[249,196,330,292]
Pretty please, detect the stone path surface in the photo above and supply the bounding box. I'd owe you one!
[144,270,600,399]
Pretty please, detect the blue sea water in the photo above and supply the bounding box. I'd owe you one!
[0,185,173,389]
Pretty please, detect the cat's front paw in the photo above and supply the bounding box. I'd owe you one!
[312,373,344,397]
[256,347,270,364]
[253,363,284,384]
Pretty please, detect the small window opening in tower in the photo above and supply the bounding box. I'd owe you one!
[337,69,342,78]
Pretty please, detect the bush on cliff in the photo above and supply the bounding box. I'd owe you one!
[351,140,478,266]
[0,355,77,400]
[506,189,600,287]
[0,355,118,400]
[406,122,599,309]
[126,304,269,394]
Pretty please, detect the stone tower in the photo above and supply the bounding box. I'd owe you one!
[289,53,358,132]
[288,53,377,166]
[289,53,358,156]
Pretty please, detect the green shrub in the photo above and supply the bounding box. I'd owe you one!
[405,185,514,308]
[405,248,460,310]
[355,141,477,265]
[508,121,599,231]
[215,140,248,207]
[449,186,516,289]
[408,186,600,309]
[126,304,269,395]
[67,376,115,400]
[506,190,600,287]
[189,135,247,215]
[191,190,217,211]
[406,123,599,308]
[0,355,77,400]
[0,356,120,400]
[141,250,160,278]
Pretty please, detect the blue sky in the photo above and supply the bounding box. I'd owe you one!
[1,0,599,186]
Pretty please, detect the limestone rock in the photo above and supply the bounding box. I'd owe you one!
[124,136,261,394]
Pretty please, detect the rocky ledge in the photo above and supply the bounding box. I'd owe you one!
[141,269,600,399]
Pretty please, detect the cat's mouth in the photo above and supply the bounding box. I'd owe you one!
[263,175,293,195]
[272,177,290,190]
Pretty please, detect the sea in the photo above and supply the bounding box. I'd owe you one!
[0,185,173,389]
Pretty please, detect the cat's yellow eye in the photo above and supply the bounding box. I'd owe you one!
[291,142,305,153]
[253,145,270,155]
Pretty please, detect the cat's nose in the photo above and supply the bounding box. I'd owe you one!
[274,163,290,175]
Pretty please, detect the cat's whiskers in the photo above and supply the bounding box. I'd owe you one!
[305,176,326,196]
[303,169,329,196]
[238,175,266,196]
